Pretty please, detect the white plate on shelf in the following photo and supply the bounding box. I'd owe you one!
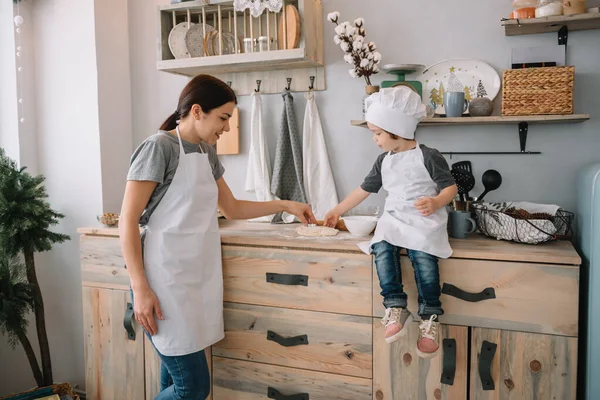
[413,58,501,115]
[168,22,195,59]
[185,23,215,58]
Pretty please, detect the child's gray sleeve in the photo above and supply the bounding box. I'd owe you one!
[421,146,456,190]
[360,153,387,193]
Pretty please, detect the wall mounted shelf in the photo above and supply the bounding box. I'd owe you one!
[501,13,600,36]
[351,114,590,156]
[157,0,325,95]
[351,114,590,128]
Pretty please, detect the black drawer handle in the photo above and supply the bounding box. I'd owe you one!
[123,302,136,341]
[442,283,496,302]
[266,273,308,286]
[440,338,456,385]
[267,331,309,347]
[268,387,309,400]
[479,340,497,391]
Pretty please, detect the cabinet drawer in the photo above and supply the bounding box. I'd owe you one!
[80,235,129,290]
[212,357,372,399]
[373,257,579,336]
[213,303,372,378]
[222,246,372,316]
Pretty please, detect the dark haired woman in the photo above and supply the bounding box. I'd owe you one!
[119,74,315,399]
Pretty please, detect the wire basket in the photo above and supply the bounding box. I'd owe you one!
[472,202,574,244]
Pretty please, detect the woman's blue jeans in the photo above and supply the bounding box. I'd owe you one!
[131,290,211,400]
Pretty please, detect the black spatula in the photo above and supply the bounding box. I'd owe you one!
[451,169,475,202]
[452,160,472,174]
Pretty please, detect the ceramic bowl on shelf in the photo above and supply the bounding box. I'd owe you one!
[342,216,379,237]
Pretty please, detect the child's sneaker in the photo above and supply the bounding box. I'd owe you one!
[381,307,410,344]
[416,315,440,358]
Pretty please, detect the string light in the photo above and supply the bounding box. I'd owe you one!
[14,2,24,124]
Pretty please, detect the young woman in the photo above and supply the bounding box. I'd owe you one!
[120,74,316,400]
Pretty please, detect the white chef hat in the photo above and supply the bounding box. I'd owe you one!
[364,86,427,140]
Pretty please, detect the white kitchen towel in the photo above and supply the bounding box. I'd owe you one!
[302,91,338,220]
[245,91,276,222]
[271,90,307,223]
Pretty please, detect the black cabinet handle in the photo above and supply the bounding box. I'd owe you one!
[479,340,497,391]
[267,331,309,347]
[440,338,456,385]
[123,302,136,341]
[266,273,308,286]
[442,283,496,302]
[268,387,309,400]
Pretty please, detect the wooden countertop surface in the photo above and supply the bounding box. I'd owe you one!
[78,219,581,265]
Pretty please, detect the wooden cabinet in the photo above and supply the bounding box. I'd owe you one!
[78,222,582,400]
[470,328,577,400]
[373,321,469,400]
[82,287,145,400]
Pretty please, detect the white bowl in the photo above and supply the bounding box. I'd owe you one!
[342,216,378,236]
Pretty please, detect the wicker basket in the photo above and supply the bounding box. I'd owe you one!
[501,66,574,116]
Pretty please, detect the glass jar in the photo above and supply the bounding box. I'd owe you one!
[511,0,537,18]
[536,0,563,17]
[243,38,256,53]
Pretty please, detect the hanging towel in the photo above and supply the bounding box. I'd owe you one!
[245,91,276,222]
[302,91,339,220]
[271,90,307,223]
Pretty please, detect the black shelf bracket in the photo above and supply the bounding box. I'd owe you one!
[519,122,529,153]
[558,25,568,46]
[440,121,541,157]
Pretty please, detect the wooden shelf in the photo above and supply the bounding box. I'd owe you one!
[157,49,322,76]
[156,0,325,94]
[350,114,590,128]
[502,13,600,36]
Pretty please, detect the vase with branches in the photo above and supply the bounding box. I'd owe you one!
[328,11,382,115]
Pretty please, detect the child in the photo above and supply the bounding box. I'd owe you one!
[324,86,457,358]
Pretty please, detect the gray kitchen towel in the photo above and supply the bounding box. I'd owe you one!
[271,90,307,223]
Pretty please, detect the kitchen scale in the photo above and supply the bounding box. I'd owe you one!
[380,64,425,98]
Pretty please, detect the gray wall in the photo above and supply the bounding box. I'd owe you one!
[132,0,600,215]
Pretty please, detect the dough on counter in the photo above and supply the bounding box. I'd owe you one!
[296,225,339,237]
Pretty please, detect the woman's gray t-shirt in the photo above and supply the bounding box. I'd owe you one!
[127,131,225,226]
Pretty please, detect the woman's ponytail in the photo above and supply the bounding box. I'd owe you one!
[159,111,179,131]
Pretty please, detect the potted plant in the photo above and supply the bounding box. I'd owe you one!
[328,11,382,115]
[0,148,71,394]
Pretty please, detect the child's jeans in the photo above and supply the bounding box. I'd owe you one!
[372,240,444,318]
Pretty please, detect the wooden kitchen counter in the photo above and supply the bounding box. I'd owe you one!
[79,218,582,400]
[77,219,581,265]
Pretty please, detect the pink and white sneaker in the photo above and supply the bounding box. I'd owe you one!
[416,314,440,358]
[381,307,411,344]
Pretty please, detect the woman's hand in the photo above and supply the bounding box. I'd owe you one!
[285,201,317,225]
[133,285,164,336]
[323,210,340,228]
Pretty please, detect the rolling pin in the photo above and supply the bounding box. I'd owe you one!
[316,219,348,232]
